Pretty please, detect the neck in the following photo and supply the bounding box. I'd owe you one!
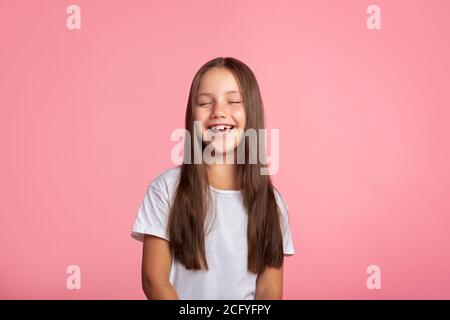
[206,163,239,190]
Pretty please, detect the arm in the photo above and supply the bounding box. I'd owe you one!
[141,234,180,300]
[255,265,283,300]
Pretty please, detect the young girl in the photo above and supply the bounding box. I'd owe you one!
[131,57,295,300]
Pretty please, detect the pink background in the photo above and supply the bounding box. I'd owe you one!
[1,0,449,299]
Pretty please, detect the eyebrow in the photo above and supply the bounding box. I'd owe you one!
[197,90,241,97]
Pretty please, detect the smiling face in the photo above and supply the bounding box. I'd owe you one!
[193,67,246,157]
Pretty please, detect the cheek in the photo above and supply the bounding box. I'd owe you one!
[233,108,246,128]
[193,108,209,122]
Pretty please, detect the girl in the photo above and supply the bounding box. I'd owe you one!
[131,57,295,300]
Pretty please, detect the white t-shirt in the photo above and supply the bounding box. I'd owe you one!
[131,166,295,300]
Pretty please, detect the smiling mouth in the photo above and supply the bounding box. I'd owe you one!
[207,124,235,134]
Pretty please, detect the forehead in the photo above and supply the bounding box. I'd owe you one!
[197,68,241,97]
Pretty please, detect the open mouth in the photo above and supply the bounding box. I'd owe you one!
[207,124,235,134]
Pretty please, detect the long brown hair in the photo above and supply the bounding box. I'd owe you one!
[167,57,284,274]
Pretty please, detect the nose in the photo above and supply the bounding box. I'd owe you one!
[210,100,227,118]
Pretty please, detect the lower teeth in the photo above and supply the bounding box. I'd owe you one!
[211,128,232,133]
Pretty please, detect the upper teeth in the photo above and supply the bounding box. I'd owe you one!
[209,125,233,130]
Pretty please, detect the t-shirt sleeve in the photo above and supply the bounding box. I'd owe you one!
[274,189,296,256]
[131,182,171,242]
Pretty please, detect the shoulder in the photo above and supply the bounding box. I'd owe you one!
[147,166,181,199]
[273,187,288,213]
[272,187,293,237]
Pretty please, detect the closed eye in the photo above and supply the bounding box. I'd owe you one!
[229,101,241,104]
